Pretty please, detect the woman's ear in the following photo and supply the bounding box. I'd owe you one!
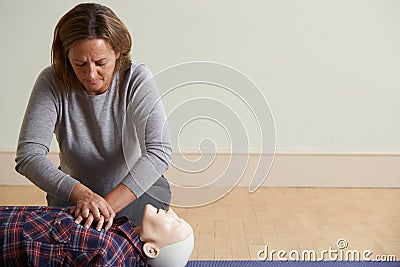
[143,242,160,258]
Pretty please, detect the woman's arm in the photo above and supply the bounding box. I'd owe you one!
[15,67,78,201]
[120,65,172,200]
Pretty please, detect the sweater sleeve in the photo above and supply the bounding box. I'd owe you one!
[15,67,78,201]
[121,65,172,198]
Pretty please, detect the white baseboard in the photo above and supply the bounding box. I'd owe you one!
[1,151,399,187]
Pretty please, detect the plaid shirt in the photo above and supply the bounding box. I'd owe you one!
[0,206,149,267]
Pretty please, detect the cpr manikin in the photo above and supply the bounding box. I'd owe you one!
[136,204,194,267]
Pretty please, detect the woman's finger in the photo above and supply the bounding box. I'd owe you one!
[96,200,116,223]
[91,206,101,221]
[75,214,83,225]
[81,205,90,219]
[84,213,94,229]
[96,215,105,231]
[74,205,82,218]
[104,216,113,231]
[97,203,110,220]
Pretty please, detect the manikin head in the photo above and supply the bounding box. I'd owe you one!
[136,204,194,267]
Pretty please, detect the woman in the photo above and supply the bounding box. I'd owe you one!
[15,3,172,229]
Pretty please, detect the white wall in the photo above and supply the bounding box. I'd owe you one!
[1,0,400,154]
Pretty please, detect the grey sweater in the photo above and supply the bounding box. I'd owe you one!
[15,63,172,213]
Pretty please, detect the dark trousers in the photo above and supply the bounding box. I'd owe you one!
[116,175,171,225]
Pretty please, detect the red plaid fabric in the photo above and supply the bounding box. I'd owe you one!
[0,206,149,266]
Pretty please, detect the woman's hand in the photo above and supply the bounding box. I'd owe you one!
[73,194,115,230]
[69,182,115,230]
[70,206,111,231]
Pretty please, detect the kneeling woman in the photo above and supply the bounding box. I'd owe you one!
[15,3,172,228]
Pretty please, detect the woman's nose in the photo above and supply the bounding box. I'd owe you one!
[86,63,96,79]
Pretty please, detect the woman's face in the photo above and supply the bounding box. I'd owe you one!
[68,38,120,95]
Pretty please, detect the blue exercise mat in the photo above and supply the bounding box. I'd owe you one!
[186,261,400,267]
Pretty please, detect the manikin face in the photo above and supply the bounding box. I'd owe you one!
[68,38,120,95]
[138,204,193,258]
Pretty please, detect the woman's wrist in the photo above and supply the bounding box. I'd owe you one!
[105,183,137,214]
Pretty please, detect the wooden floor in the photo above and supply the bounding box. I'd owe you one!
[0,186,399,261]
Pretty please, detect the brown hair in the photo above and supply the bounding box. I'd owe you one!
[51,3,132,92]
